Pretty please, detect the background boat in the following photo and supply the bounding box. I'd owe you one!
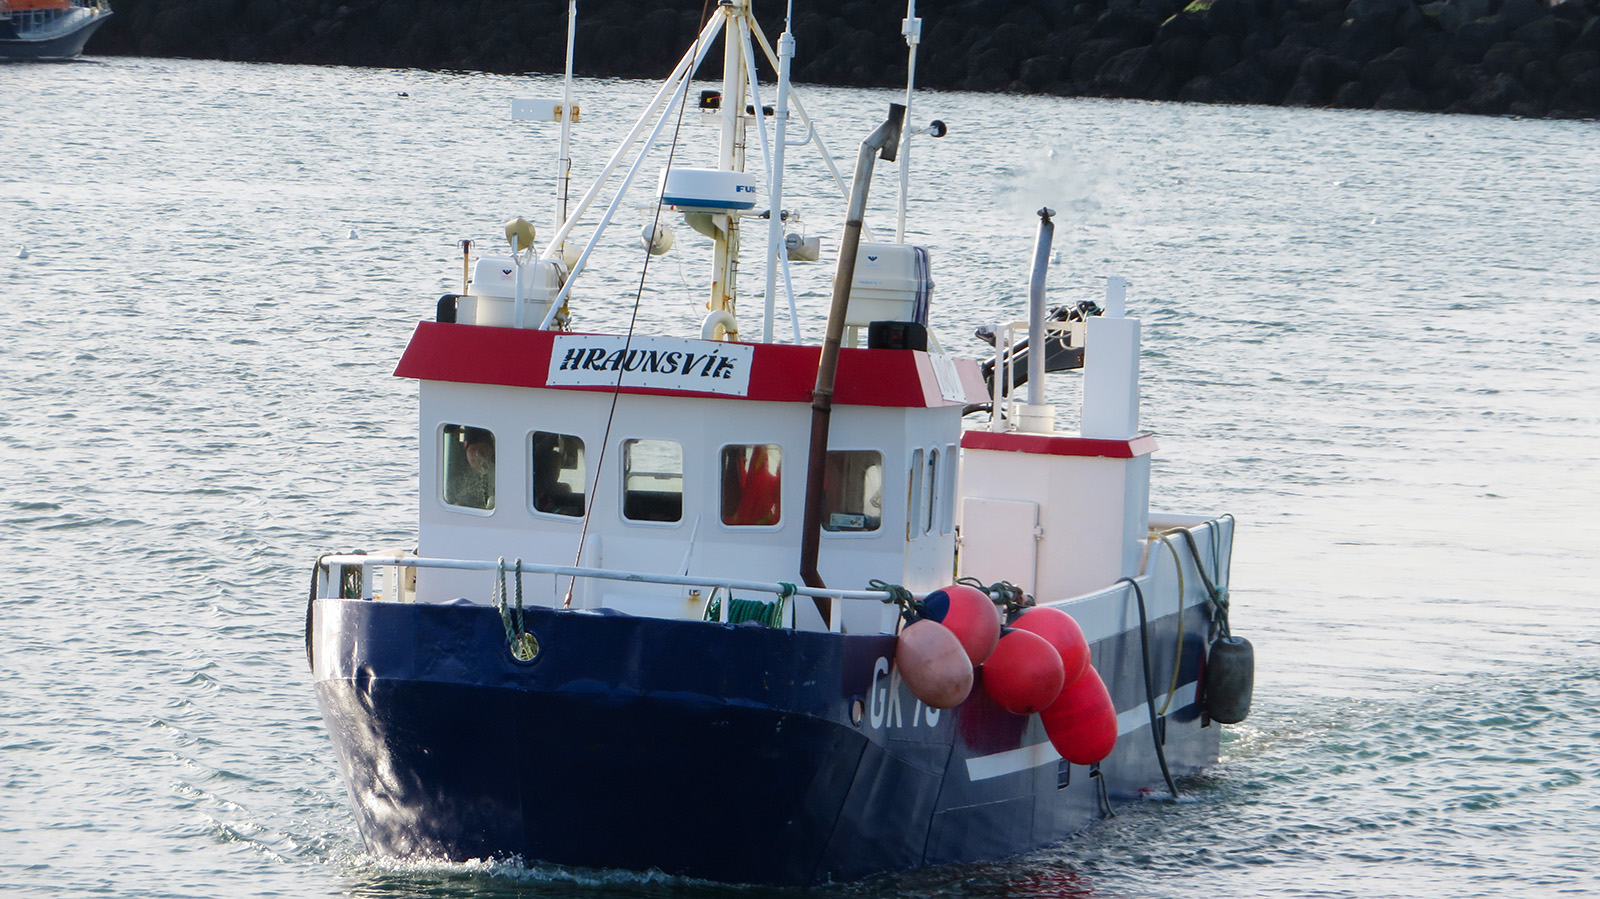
[0,0,110,59]
[2,56,1597,898]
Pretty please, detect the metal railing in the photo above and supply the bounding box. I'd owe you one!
[315,552,913,632]
[987,318,1086,432]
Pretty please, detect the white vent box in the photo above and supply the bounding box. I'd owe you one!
[659,168,759,212]
[846,243,932,327]
[464,255,565,328]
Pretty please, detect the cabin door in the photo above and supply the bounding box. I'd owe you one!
[957,498,1039,595]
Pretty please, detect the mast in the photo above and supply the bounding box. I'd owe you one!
[709,0,752,335]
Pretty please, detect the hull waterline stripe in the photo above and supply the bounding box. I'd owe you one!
[1116,680,1198,737]
[965,740,1062,781]
[963,680,1200,782]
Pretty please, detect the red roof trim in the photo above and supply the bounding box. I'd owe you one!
[392,322,987,408]
[960,430,1158,459]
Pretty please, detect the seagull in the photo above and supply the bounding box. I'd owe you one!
[16,247,27,259]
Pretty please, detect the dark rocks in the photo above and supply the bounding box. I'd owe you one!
[1287,52,1361,104]
[1374,84,1430,108]
[1094,46,1171,98]
[84,0,1600,120]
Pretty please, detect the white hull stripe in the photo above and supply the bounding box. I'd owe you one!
[1116,680,1198,738]
[963,680,1201,782]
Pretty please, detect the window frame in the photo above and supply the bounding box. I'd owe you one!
[717,443,784,530]
[820,448,884,538]
[620,437,686,526]
[439,423,497,516]
[527,429,588,521]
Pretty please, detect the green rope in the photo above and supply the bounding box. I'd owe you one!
[703,584,791,627]
[957,577,1032,622]
[1174,523,1231,639]
[869,580,918,626]
[493,558,540,662]
[728,595,786,627]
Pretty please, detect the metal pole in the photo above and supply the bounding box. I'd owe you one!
[799,104,905,616]
[762,16,795,343]
[895,0,921,243]
[556,0,577,250]
[539,13,726,262]
[1027,207,1055,407]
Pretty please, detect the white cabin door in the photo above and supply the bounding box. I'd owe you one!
[957,498,1038,595]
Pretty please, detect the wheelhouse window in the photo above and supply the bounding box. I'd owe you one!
[823,450,882,533]
[940,442,957,535]
[623,439,683,523]
[531,431,586,517]
[442,424,495,511]
[720,444,781,526]
[906,449,925,540]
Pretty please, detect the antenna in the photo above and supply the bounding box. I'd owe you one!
[558,0,577,250]
[895,0,920,243]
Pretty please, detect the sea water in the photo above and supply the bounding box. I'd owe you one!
[2,55,1598,899]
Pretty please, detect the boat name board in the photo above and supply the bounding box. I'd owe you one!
[546,335,755,396]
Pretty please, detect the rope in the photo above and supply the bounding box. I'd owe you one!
[1118,576,1180,800]
[1091,766,1116,818]
[957,576,1032,621]
[1173,523,1230,639]
[704,583,793,627]
[869,580,918,627]
[494,558,540,661]
[729,595,787,627]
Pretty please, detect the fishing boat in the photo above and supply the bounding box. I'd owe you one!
[307,0,1254,885]
[0,0,110,60]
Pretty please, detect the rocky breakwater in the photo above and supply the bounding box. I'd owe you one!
[89,0,1600,118]
[1069,0,1600,115]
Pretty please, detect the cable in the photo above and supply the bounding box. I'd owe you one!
[1118,576,1179,800]
[563,0,717,608]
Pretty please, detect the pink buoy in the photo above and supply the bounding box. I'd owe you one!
[981,628,1066,715]
[921,584,1001,665]
[1040,665,1118,765]
[895,619,974,709]
[1010,606,1090,686]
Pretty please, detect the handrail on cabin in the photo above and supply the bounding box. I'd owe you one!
[315,552,912,606]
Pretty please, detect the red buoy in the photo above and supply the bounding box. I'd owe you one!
[921,584,1001,665]
[981,628,1067,715]
[1040,665,1118,765]
[895,619,974,709]
[1011,606,1090,687]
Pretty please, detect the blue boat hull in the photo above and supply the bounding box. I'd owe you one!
[311,597,1218,885]
[0,12,108,60]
